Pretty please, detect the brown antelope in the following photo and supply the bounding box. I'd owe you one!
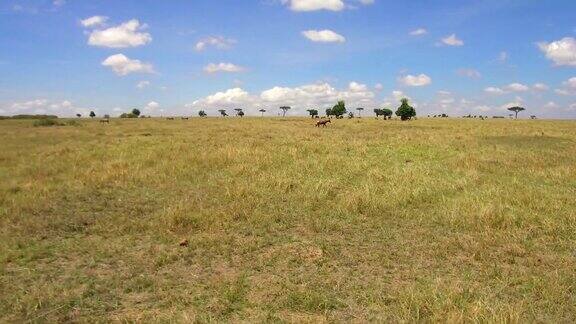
[316,119,331,127]
[181,117,189,120]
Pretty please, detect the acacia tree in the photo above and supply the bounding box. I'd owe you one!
[218,109,228,117]
[356,107,364,118]
[132,109,141,117]
[198,110,207,117]
[234,108,243,117]
[89,111,96,118]
[307,109,319,118]
[259,109,266,117]
[326,108,333,117]
[279,106,291,117]
[508,106,525,119]
[76,114,81,118]
[395,98,416,121]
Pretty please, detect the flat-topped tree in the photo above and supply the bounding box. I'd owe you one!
[218,109,228,117]
[132,109,141,117]
[508,106,525,119]
[356,107,364,118]
[280,106,291,117]
[306,109,319,118]
[234,108,243,117]
[198,110,207,117]
[89,111,96,118]
[76,114,81,118]
[259,109,266,117]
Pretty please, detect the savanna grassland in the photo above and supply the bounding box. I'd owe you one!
[0,117,575,322]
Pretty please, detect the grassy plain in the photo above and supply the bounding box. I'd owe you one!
[0,117,575,322]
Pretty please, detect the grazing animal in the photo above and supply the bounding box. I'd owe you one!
[181,117,189,120]
[99,119,109,123]
[167,117,175,120]
[316,119,331,127]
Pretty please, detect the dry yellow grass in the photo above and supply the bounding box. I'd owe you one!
[0,117,575,322]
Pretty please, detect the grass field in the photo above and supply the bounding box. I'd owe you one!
[0,117,575,322]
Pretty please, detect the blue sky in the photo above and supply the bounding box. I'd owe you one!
[1,0,575,118]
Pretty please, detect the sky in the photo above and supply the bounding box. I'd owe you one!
[0,0,576,118]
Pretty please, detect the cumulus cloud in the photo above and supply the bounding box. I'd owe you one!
[4,99,89,117]
[188,81,376,115]
[498,51,508,62]
[563,77,576,89]
[532,83,549,91]
[302,29,346,43]
[102,54,154,76]
[537,37,576,66]
[456,68,481,79]
[81,16,108,28]
[195,36,236,51]
[398,74,432,87]
[88,19,152,48]
[282,0,345,11]
[409,28,427,36]
[142,101,162,115]
[505,83,530,92]
[484,87,505,95]
[441,34,464,46]
[204,63,245,74]
[136,81,150,89]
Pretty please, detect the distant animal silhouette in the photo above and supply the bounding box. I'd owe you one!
[99,119,109,123]
[181,117,189,120]
[316,119,331,127]
[167,117,175,120]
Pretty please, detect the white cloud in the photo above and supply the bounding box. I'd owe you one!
[532,83,549,91]
[544,101,558,108]
[357,0,374,4]
[484,87,505,95]
[189,88,253,107]
[399,74,432,87]
[409,28,427,36]
[204,62,245,74]
[81,16,108,28]
[143,101,161,115]
[5,99,89,117]
[498,51,508,62]
[374,83,383,90]
[302,29,346,43]
[53,0,66,7]
[88,19,152,48]
[195,36,236,51]
[456,68,481,79]
[537,37,576,66]
[283,0,345,11]
[555,89,570,96]
[505,83,530,92]
[563,77,576,89]
[188,81,376,114]
[136,81,150,89]
[102,54,154,76]
[441,34,464,46]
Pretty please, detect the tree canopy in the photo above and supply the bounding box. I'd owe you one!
[395,98,416,121]
[507,106,525,119]
[331,100,346,117]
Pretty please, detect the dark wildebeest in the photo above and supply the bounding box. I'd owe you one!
[167,117,175,120]
[316,119,331,127]
[181,117,189,120]
[99,119,110,123]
